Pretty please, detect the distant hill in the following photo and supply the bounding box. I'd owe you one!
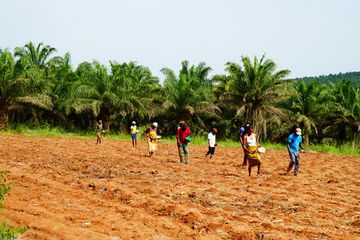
[294,71,360,85]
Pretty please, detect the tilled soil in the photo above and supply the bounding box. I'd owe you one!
[0,135,359,240]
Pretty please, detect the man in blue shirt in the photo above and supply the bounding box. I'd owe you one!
[287,128,304,176]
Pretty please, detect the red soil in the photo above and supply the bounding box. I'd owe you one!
[0,135,359,240]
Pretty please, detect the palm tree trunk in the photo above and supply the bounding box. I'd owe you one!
[103,113,111,134]
[304,134,310,145]
[0,109,9,131]
[352,132,358,152]
[178,111,191,123]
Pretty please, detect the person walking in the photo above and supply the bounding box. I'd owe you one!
[286,128,304,176]
[96,120,103,144]
[239,123,250,166]
[130,121,139,147]
[205,128,217,159]
[176,120,191,164]
[146,122,158,157]
[243,125,262,176]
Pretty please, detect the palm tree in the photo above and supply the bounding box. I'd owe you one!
[14,42,56,71]
[110,61,161,120]
[161,61,219,130]
[288,80,327,144]
[324,80,360,150]
[215,55,292,140]
[0,51,53,130]
[109,61,161,131]
[47,52,77,127]
[70,61,114,129]
[70,61,161,131]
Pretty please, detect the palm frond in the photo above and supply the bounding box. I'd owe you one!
[16,94,53,110]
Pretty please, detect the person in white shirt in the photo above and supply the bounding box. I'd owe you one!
[205,128,218,159]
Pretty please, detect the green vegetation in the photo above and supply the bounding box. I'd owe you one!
[0,172,11,206]
[0,42,359,155]
[0,172,27,239]
[0,222,27,240]
[161,61,218,133]
[213,56,293,140]
[296,71,360,85]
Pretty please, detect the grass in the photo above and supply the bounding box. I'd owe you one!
[0,222,27,240]
[307,143,359,156]
[0,125,359,156]
[2,124,94,139]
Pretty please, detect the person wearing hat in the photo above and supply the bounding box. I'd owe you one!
[96,120,104,144]
[286,127,304,176]
[146,122,158,157]
[176,120,191,163]
[206,128,218,159]
[130,121,139,147]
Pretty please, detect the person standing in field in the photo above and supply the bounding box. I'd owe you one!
[205,128,217,159]
[96,120,103,144]
[243,125,262,176]
[176,120,191,164]
[145,122,158,157]
[286,128,304,176]
[130,121,139,147]
[239,123,250,166]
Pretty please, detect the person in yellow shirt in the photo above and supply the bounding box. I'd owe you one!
[130,121,139,147]
[145,122,158,157]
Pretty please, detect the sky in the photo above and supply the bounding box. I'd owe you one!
[1,0,359,80]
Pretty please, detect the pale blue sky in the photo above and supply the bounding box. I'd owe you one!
[1,0,359,79]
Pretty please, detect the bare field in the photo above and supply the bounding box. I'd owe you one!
[0,135,359,240]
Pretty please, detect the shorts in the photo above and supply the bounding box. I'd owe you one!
[131,134,137,140]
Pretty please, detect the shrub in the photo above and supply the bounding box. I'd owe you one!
[0,171,12,206]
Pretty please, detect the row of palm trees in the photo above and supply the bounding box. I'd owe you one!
[0,42,359,147]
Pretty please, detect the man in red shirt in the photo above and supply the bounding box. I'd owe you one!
[176,120,191,163]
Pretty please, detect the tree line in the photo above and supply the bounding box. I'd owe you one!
[296,71,360,85]
[0,42,359,148]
